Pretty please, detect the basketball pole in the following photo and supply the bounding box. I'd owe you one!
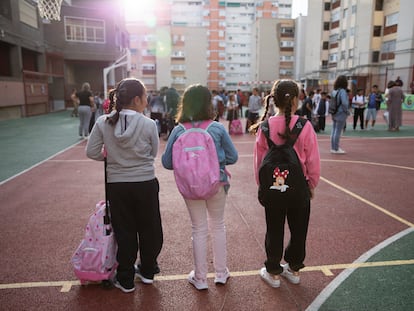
[103,49,131,99]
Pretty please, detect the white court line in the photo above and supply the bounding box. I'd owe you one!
[0,140,85,186]
[305,227,414,311]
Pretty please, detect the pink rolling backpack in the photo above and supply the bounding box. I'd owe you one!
[71,159,117,285]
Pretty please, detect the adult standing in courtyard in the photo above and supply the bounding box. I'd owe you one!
[330,75,350,154]
[387,80,405,131]
[246,87,262,133]
[76,82,94,139]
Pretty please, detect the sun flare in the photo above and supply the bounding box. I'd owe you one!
[123,0,157,25]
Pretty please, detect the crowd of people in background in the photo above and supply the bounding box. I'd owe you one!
[72,75,408,143]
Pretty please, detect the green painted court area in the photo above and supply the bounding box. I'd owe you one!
[319,230,414,311]
[0,111,80,182]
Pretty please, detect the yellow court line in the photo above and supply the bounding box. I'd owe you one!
[321,176,414,228]
[0,259,413,293]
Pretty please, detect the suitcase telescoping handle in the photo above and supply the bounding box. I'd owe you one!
[104,157,111,234]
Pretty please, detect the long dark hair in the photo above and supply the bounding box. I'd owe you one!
[106,78,146,126]
[333,75,348,90]
[273,79,300,141]
[176,84,215,123]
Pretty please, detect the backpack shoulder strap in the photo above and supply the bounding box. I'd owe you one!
[261,117,307,147]
[289,117,307,145]
[260,120,274,147]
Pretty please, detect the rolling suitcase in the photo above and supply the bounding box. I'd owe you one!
[71,158,118,286]
[229,110,243,135]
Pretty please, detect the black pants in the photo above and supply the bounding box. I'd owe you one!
[318,116,326,131]
[353,108,365,129]
[108,179,163,287]
[263,197,310,275]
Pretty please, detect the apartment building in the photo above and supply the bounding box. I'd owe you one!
[302,0,414,93]
[0,0,128,120]
[126,0,294,93]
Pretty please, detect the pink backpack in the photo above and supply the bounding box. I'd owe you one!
[173,121,221,200]
[71,200,118,284]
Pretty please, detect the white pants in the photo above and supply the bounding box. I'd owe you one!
[184,187,227,281]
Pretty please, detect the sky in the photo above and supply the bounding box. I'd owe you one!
[292,0,308,18]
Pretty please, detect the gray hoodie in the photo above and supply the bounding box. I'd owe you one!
[86,109,159,183]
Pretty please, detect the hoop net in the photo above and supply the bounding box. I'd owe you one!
[38,0,63,21]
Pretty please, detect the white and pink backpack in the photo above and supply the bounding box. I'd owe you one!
[172,121,222,200]
[71,200,117,284]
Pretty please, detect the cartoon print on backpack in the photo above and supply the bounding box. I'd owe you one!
[257,117,308,206]
[270,167,289,192]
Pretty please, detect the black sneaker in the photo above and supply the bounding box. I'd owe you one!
[113,277,135,293]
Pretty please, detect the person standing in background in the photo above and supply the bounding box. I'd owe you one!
[76,82,94,139]
[330,75,350,154]
[71,88,79,117]
[365,85,381,130]
[351,88,366,130]
[387,80,405,131]
[316,92,328,132]
[246,87,262,133]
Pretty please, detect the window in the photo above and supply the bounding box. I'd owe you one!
[385,13,398,27]
[341,30,347,39]
[19,0,38,28]
[329,53,338,63]
[323,41,329,50]
[381,40,396,53]
[329,33,339,43]
[340,50,346,60]
[280,41,294,47]
[65,17,105,43]
[373,26,381,37]
[348,48,354,58]
[324,2,331,10]
[281,27,294,34]
[324,22,330,31]
[351,5,357,14]
[375,0,384,11]
[372,51,380,63]
[321,60,328,69]
[0,41,12,76]
[280,55,294,61]
[0,0,12,19]
[331,11,340,22]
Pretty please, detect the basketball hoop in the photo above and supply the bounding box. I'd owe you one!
[37,0,63,22]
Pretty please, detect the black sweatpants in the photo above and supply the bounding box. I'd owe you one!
[263,196,310,275]
[108,178,163,287]
[353,108,365,129]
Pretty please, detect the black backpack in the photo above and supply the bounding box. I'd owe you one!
[258,118,309,207]
[328,91,341,115]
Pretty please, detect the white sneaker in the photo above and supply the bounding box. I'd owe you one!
[280,264,300,284]
[214,268,230,285]
[188,270,208,290]
[260,267,280,288]
[330,148,346,154]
